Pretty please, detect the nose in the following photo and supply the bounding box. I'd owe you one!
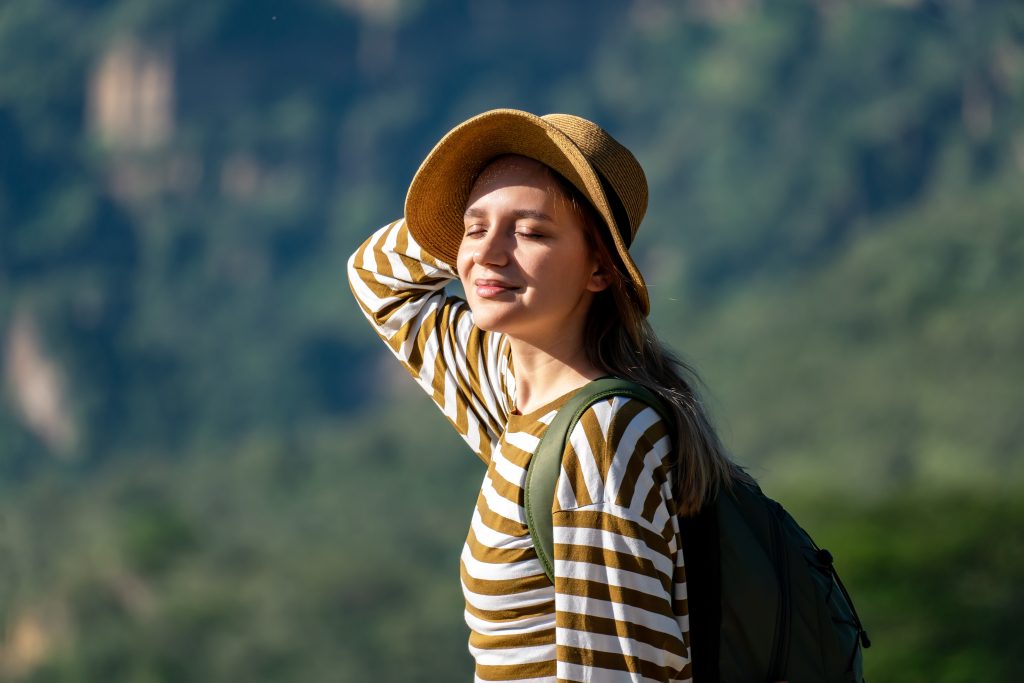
[472,228,510,267]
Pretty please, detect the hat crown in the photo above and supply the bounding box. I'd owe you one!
[541,114,648,240]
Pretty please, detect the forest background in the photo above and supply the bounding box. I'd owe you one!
[1,0,1022,681]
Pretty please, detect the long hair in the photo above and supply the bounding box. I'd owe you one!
[545,167,750,516]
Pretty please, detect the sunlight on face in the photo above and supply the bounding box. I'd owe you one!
[456,155,608,346]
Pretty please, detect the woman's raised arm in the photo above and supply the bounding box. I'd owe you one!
[347,218,514,462]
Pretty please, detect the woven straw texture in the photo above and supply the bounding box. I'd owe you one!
[404,109,651,314]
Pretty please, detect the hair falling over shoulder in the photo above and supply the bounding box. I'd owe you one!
[585,287,751,516]
[550,169,751,516]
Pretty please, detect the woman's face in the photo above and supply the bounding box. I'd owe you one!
[457,155,608,345]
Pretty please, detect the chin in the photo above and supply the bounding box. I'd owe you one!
[466,305,519,336]
[468,313,509,334]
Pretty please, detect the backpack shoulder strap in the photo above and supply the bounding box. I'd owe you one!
[524,377,668,582]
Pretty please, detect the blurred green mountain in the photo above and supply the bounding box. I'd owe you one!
[2,0,1020,488]
[681,174,1024,493]
[1,0,1023,680]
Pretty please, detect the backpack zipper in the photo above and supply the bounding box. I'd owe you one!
[814,546,872,673]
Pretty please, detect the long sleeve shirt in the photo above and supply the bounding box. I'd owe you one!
[348,219,692,683]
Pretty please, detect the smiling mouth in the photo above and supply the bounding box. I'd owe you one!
[474,280,520,297]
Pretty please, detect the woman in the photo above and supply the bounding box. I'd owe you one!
[348,109,747,682]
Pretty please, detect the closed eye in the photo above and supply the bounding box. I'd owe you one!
[515,228,547,240]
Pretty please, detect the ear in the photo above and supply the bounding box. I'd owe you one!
[586,265,612,293]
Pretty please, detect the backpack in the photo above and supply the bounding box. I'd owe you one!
[524,378,870,683]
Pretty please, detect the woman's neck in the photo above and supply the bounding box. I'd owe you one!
[509,334,604,415]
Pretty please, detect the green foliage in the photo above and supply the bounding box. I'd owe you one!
[3,426,1022,681]
[1,0,1022,680]
[3,397,479,682]
[674,175,1024,493]
[788,489,1024,683]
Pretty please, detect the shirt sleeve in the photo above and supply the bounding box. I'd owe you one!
[551,396,692,683]
[347,218,514,462]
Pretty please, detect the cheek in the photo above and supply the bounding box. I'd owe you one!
[455,242,473,281]
[545,250,593,289]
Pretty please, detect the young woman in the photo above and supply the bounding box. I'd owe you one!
[348,109,746,683]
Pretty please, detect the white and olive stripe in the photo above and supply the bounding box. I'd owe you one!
[349,220,691,682]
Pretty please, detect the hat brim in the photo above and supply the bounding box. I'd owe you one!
[404,109,649,314]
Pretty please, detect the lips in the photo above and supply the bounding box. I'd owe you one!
[474,278,520,298]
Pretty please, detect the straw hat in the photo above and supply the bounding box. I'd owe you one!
[404,108,651,315]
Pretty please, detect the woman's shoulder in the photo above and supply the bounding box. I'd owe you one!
[558,392,672,483]
[573,393,671,454]
[555,393,674,514]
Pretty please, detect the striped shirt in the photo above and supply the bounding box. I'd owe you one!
[348,219,691,682]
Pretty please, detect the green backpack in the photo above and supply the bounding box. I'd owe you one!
[524,378,870,683]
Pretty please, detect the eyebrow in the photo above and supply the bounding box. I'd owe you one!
[463,207,555,223]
